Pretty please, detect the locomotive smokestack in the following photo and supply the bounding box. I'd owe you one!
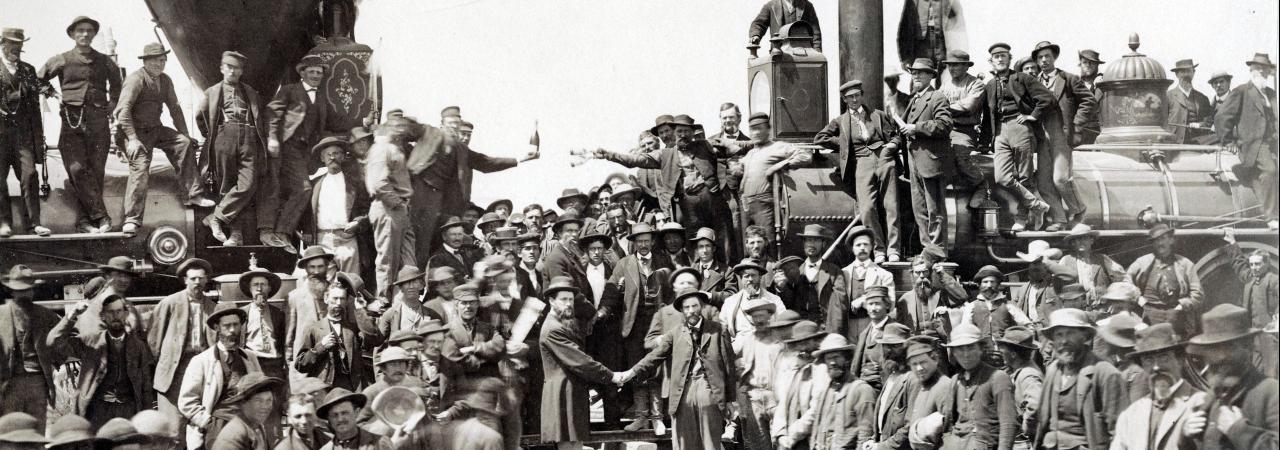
[839,0,884,109]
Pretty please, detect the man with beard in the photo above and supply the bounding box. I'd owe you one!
[148,258,217,427]
[542,211,592,298]
[1182,304,1279,450]
[1127,224,1203,337]
[865,330,918,450]
[624,290,738,450]
[288,246,335,379]
[1030,41,1094,230]
[358,347,423,425]
[211,373,283,450]
[963,265,1031,347]
[239,268,288,425]
[429,217,476,279]
[1096,313,1150,403]
[979,42,1054,232]
[896,252,966,337]
[994,326,1042,449]
[0,28,53,238]
[378,266,432,338]
[604,222,674,424]
[538,277,623,450]
[901,59,955,246]
[309,137,370,274]
[720,259,788,340]
[850,291,902,392]
[296,279,383,391]
[600,202,633,263]
[810,337,876,450]
[179,303,264,449]
[1111,323,1201,450]
[898,340,951,450]
[814,80,903,263]
[317,390,390,450]
[938,323,1017,450]
[774,224,845,323]
[1031,308,1126,450]
[1056,224,1130,309]
[1224,229,1278,376]
[1076,50,1105,146]
[733,112,813,234]
[47,293,154,428]
[1215,53,1278,229]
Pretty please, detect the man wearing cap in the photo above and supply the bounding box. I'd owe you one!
[538,277,624,450]
[149,258,218,424]
[995,326,1042,448]
[0,267,56,428]
[317,389,389,450]
[1215,53,1279,229]
[938,49,989,192]
[1166,59,1215,144]
[814,80,902,261]
[47,292,155,428]
[366,117,418,300]
[900,58,955,246]
[1181,304,1279,450]
[893,338,948,450]
[1224,229,1278,376]
[829,226,895,344]
[1110,323,1200,450]
[0,28,53,238]
[439,283,507,424]
[38,16,122,234]
[0,412,50,450]
[979,42,1055,231]
[1032,41,1094,229]
[626,290,738,450]
[1076,49,1106,145]
[1126,224,1203,336]
[720,259,787,340]
[286,246,335,380]
[115,42,202,234]
[774,224,845,323]
[308,137,369,274]
[210,373,283,450]
[1056,223,1130,308]
[196,50,267,245]
[747,0,822,53]
[938,323,1017,450]
[896,252,966,337]
[771,326,831,450]
[296,278,382,391]
[1031,308,1127,450]
[179,303,264,449]
[733,112,813,235]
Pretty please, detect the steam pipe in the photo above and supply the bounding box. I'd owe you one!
[839,0,883,109]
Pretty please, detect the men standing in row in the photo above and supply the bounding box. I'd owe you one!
[48,293,154,428]
[0,266,59,431]
[116,42,203,237]
[900,58,954,247]
[265,55,330,250]
[1167,59,1215,144]
[1215,53,1278,230]
[148,258,217,428]
[814,80,902,261]
[981,42,1053,232]
[1031,40,1093,230]
[0,28,52,238]
[39,16,121,234]
[197,51,265,245]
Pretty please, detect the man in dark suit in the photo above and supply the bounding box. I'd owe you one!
[981,42,1055,231]
[0,266,59,432]
[0,28,53,237]
[747,0,821,53]
[209,373,282,450]
[850,288,902,391]
[147,258,218,429]
[900,58,955,248]
[438,283,507,433]
[1167,59,1215,144]
[940,323,1018,450]
[309,137,370,275]
[513,232,545,301]
[602,223,674,426]
[895,251,966,338]
[196,51,267,245]
[773,224,845,323]
[626,290,739,450]
[1215,53,1279,229]
[815,80,904,261]
[427,217,474,279]
[1031,309,1127,450]
[265,55,330,249]
[688,227,736,307]
[295,275,384,391]
[48,293,155,428]
[538,278,621,449]
[238,268,288,439]
[708,102,750,258]
[542,212,592,299]
[1077,49,1106,146]
[1031,41,1094,230]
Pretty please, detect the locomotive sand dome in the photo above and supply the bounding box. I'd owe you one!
[775,34,1277,306]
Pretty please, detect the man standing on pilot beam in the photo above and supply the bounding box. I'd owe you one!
[196,51,267,246]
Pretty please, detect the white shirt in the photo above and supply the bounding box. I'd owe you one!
[719,289,787,338]
[315,172,349,230]
[804,258,820,282]
[187,298,207,352]
[1,59,17,75]
[245,303,277,358]
[1025,283,1044,323]
[303,82,318,103]
[586,262,608,306]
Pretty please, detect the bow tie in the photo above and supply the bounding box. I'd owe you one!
[306,87,317,92]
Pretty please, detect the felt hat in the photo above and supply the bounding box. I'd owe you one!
[221,51,248,67]
[610,183,639,200]
[237,268,281,298]
[732,258,766,275]
[782,320,826,343]
[296,245,335,269]
[542,276,580,298]
[336,272,371,299]
[311,136,351,157]
[439,216,467,233]
[556,188,590,209]
[1208,71,1233,84]
[657,221,686,238]
[99,256,140,276]
[1031,41,1061,58]
[1147,223,1175,240]
[838,80,864,94]
[375,347,416,366]
[741,297,777,315]
[627,222,657,241]
[906,58,937,74]
[1100,282,1141,305]
[0,28,30,43]
[1097,313,1144,348]
[1187,303,1260,346]
[1042,308,1095,335]
[688,227,717,244]
[206,302,247,328]
[0,412,47,444]
[877,323,912,345]
[944,323,983,347]
[551,211,584,234]
[514,232,541,246]
[1170,59,1198,72]
[45,415,102,448]
[671,114,697,128]
[417,320,449,337]
[486,199,513,214]
[291,377,331,397]
[1078,49,1105,64]
[972,265,1004,283]
[675,290,710,306]
[174,258,213,277]
[844,225,875,248]
[491,226,520,243]
[65,16,100,35]
[988,42,1012,55]
[1246,53,1276,69]
[1063,223,1100,241]
[350,126,374,143]
[942,49,974,66]
[996,325,1039,350]
[477,213,503,229]
[224,373,283,405]
[1015,57,1037,72]
[576,232,614,251]
[1128,323,1184,359]
[812,334,856,359]
[393,265,426,286]
[481,255,512,278]
[0,265,40,291]
[764,310,803,330]
[317,388,367,419]
[138,42,170,59]
[796,223,832,240]
[748,112,770,127]
[428,266,458,284]
[1016,240,1054,262]
[385,329,421,346]
[129,410,179,441]
[649,114,678,133]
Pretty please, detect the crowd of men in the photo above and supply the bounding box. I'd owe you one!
[1,11,1280,450]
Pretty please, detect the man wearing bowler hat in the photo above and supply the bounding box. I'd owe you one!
[0,28,52,238]
[1167,59,1216,144]
[1214,53,1279,230]
[1031,40,1094,230]
[939,323,1017,450]
[719,258,787,340]
[901,58,955,247]
[774,224,845,323]
[542,210,592,299]
[309,137,370,275]
[1076,49,1106,145]
[267,55,330,250]
[38,16,122,234]
[47,291,155,429]
[938,49,989,193]
[116,42,204,236]
[377,266,433,338]
[197,50,267,246]
[814,79,903,261]
[980,42,1054,231]
[1031,308,1126,450]
[1126,223,1203,337]
[427,216,474,280]
[1111,323,1201,450]
[1181,304,1279,450]
[178,302,264,449]
[148,258,217,426]
[0,266,58,430]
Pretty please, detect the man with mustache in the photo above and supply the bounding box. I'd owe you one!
[296,276,383,391]
[308,137,370,275]
[1031,308,1127,450]
[1056,224,1130,309]
[178,303,263,449]
[287,246,335,379]
[809,334,876,450]
[47,293,155,428]
[1224,228,1278,376]
[238,268,288,439]
[865,330,922,450]
[938,323,1017,450]
[1111,323,1201,450]
[769,318,825,450]
[979,42,1053,232]
[148,258,217,429]
[1182,304,1279,450]
[895,250,966,340]
[829,226,895,344]
[900,58,955,247]
[1126,224,1203,338]
[1214,53,1279,230]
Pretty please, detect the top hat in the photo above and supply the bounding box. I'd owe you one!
[65,16,100,36]
[317,388,367,419]
[812,333,856,359]
[99,256,140,276]
[542,276,580,298]
[138,42,170,60]
[688,227,717,244]
[1043,308,1094,334]
[311,136,352,157]
[649,114,678,133]
[556,189,590,209]
[996,326,1039,350]
[224,373,284,405]
[1,265,40,291]
[1245,53,1276,69]
[1187,303,1261,346]
[0,28,30,44]
[296,245,335,269]
[1031,41,1061,58]
[1078,49,1105,64]
[393,265,426,286]
[942,50,974,66]
[206,303,248,329]
[944,323,983,347]
[877,323,912,345]
[0,412,48,444]
[782,320,826,343]
[764,310,803,330]
[1063,223,1100,241]
[845,225,875,248]
[905,58,937,74]
[1170,59,1199,72]
[174,258,213,277]
[46,415,102,448]
[1128,323,1184,358]
[237,268,282,298]
[795,223,832,240]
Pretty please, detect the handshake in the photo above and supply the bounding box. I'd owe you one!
[610,369,637,386]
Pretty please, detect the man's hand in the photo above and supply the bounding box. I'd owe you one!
[319,333,339,352]
[611,370,633,386]
[433,410,454,422]
[901,124,918,137]
[1014,114,1037,124]
[459,346,476,355]
[70,300,91,318]
[505,341,529,356]
[125,138,143,160]
[342,221,360,236]
[1223,228,1237,245]
[851,295,865,311]
[773,271,789,288]
[1216,405,1244,433]
[1184,408,1207,437]
[778,436,794,450]
[591,147,610,159]
[267,139,281,158]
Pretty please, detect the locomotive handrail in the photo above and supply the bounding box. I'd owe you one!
[1076,143,1224,153]
[1007,227,1276,239]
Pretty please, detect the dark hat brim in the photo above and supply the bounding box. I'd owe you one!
[674,290,711,305]
[296,251,335,269]
[763,318,802,330]
[1032,44,1061,58]
[782,330,828,344]
[845,227,875,247]
[813,344,858,359]
[485,199,513,212]
[174,258,213,277]
[556,194,589,209]
[542,284,580,298]
[318,392,367,419]
[1127,342,1184,359]
[225,377,284,405]
[1246,60,1278,69]
[311,138,352,157]
[206,307,249,329]
[392,271,427,286]
[577,234,614,250]
[941,59,974,66]
[732,261,766,275]
[238,271,282,298]
[1186,329,1261,347]
[552,218,584,233]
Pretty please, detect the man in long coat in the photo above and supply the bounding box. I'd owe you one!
[179,304,264,449]
[147,258,218,425]
[1166,59,1215,144]
[539,278,618,450]
[1215,53,1279,229]
[0,265,60,432]
[0,27,53,237]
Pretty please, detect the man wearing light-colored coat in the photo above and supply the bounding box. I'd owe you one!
[178,342,263,449]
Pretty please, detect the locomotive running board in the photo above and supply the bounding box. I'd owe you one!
[0,231,132,243]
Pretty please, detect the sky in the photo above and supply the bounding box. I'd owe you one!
[8,0,1280,209]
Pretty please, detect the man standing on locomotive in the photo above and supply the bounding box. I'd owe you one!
[980,42,1054,232]
[196,50,267,246]
[1214,53,1279,230]
[265,55,331,251]
[0,28,53,238]
[1030,40,1094,231]
[900,58,955,248]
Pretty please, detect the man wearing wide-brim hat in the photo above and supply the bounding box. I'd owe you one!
[938,49,991,194]
[0,265,59,431]
[0,28,51,238]
[1166,58,1215,144]
[39,16,121,234]
[317,388,389,450]
[48,290,155,429]
[937,322,1018,449]
[809,330,877,450]
[719,258,787,339]
[543,209,594,300]
[1055,222,1130,306]
[295,273,382,393]
[993,325,1042,448]
[209,373,284,450]
[308,135,370,273]
[1032,308,1127,450]
[177,301,264,449]
[1125,223,1203,336]
[979,41,1056,232]
[1029,40,1094,230]
[238,267,289,422]
[1207,70,1233,119]
[1215,52,1280,230]
[774,223,842,324]
[0,412,49,449]
[1111,322,1202,450]
[1181,304,1279,449]
[728,295,785,448]
[771,325,829,449]
[148,257,219,425]
[378,265,433,338]
[45,414,105,450]
[117,40,206,238]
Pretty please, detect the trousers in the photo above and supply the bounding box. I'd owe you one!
[993,122,1041,213]
[409,177,448,269]
[123,126,196,226]
[909,164,947,248]
[211,124,260,227]
[851,153,901,256]
[0,123,41,229]
[58,105,111,226]
[272,139,313,235]
[1243,144,1279,221]
[673,376,725,450]
[317,230,361,274]
[371,200,415,300]
[1037,122,1084,223]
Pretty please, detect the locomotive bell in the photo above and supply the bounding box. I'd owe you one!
[747,21,828,143]
[1095,34,1177,145]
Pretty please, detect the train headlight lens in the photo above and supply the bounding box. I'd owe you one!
[147,226,189,266]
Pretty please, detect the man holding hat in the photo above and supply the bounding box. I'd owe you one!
[0,28,52,238]
[1031,308,1127,450]
[938,49,989,190]
[979,42,1055,231]
[1057,223,1130,307]
[1076,49,1106,145]
[0,412,50,450]
[210,373,284,450]
[1181,304,1279,450]
[831,226,895,344]
[316,389,388,450]
[735,111,812,235]
[296,277,383,391]
[0,266,58,429]
[896,251,966,337]
[901,57,956,247]
[196,49,267,245]
[178,302,264,449]
[774,224,845,324]
[1214,53,1279,229]
[1167,59,1215,144]
[358,347,423,425]
[38,16,122,234]
[1126,224,1203,336]
[1111,323,1201,450]
[814,80,902,261]
[939,323,1018,450]
[309,136,370,274]
[1032,40,1094,229]
[48,292,155,428]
